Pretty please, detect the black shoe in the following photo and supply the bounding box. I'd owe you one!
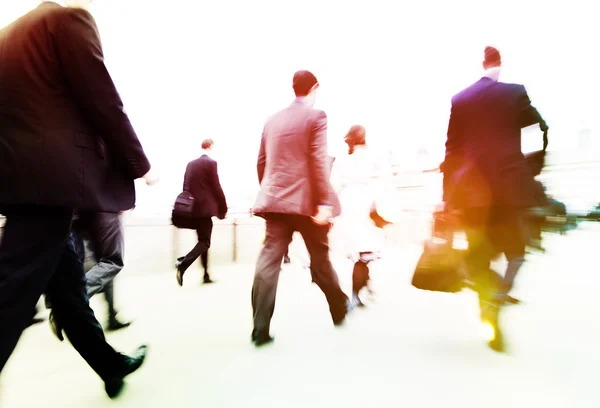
[104,345,148,399]
[488,329,506,353]
[203,276,214,284]
[48,311,64,342]
[107,318,132,332]
[333,302,351,327]
[480,302,506,353]
[251,330,274,347]
[175,257,184,286]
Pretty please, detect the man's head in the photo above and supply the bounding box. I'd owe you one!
[293,70,319,107]
[483,46,501,70]
[201,138,214,152]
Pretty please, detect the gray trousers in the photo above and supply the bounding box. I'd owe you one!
[73,212,125,320]
[252,214,348,334]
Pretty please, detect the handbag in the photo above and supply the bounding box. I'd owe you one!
[171,190,197,229]
[411,239,466,293]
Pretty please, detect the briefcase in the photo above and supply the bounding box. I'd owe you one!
[171,191,197,230]
[411,239,466,293]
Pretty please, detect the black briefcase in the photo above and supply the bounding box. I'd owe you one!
[171,191,197,230]
[411,240,466,293]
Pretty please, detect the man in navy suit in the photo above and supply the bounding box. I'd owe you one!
[443,46,548,352]
[175,139,228,286]
[0,0,155,397]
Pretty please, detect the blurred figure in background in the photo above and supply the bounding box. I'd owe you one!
[331,125,387,308]
[251,70,349,346]
[442,46,548,352]
[0,0,155,397]
[48,210,131,340]
[176,138,227,286]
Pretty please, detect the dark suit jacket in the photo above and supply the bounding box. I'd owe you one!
[0,2,150,213]
[253,99,340,217]
[443,77,548,209]
[183,154,227,219]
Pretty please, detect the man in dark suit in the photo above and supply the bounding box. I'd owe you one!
[0,0,156,398]
[443,46,548,352]
[251,70,349,346]
[175,139,227,286]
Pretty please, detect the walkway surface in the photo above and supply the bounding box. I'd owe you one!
[2,223,599,408]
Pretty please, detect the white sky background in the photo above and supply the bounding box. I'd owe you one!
[2,0,599,215]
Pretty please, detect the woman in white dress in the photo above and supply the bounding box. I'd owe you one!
[331,125,387,307]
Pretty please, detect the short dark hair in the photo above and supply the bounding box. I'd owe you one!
[201,138,214,150]
[292,70,318,96]
[484,46,501,66]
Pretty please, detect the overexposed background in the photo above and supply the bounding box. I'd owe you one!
[2,0,599,214]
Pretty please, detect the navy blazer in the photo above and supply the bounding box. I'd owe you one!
[443,77,548,209]
[183,155,227,219]
[0,3,150,212]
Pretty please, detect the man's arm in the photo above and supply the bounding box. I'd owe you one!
[517,85,548,150]
[55,8,151,179]
[308,110,330,206]
[518,85,548,131]
[182,163,191,191]
[257,127,266,184]
[443,101,463,202]
[209,161,228,219]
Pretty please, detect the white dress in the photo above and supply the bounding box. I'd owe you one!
[331,146,386,259]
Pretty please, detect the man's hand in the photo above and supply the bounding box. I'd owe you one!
[142,168,159,186]
[311,206,332,226]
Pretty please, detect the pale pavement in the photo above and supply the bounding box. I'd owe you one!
[1,224,599,408]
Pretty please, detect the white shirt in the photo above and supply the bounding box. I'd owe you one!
[483,67,501,82]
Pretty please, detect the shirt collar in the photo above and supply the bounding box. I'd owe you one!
[482,67,501,82]
[294,96,308,105]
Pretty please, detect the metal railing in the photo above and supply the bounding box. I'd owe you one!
[2,163,600,267]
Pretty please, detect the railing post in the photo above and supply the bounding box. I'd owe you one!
[232,218,238,262]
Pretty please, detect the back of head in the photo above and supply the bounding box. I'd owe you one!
[483,46,501,69]
[344,125,366,155]
[201,138,214,150]
[292,70,319,97]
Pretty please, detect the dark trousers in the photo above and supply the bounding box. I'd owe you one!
[73,212,125,321]
[0,206,124,378]
[179,218,213,278]
[252,214,348,333]
[462,207,526,299]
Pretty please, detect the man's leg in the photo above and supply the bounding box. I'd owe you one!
[80,212,128,329]
[200,250,210,281]
[463,208,505,352]
[0,206,73,375]
[84,212,124,298]
[176,218,212,286]
[251,215,293,344]
[297,218,349,325]
[103,280,127,330]
[45,233,147,398]
[494,208,526,298]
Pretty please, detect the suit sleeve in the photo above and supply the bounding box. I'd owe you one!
[182,163,191,191]
[309,110,330,206]
[518,85,548,131]
[443,101,462,202]
[257,127,266,184]
[55,8,151,179]
[209,161,228,218]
